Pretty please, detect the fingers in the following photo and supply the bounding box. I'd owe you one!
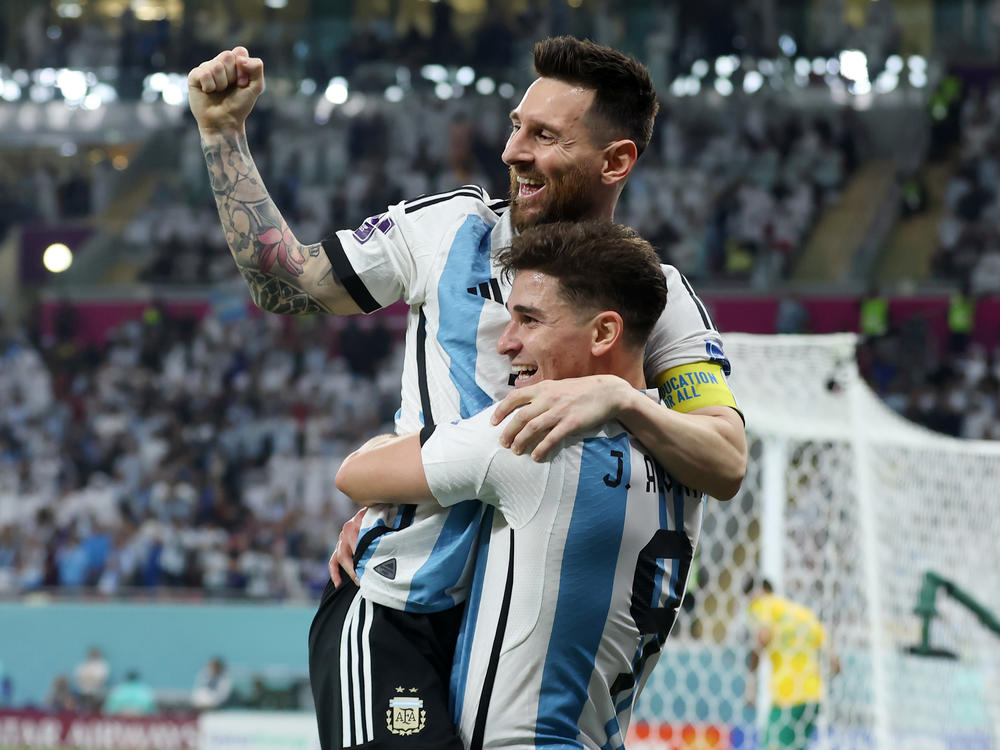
[512,412,563,459]
[188,49,262,93]
[491,389,533,425]
[329,548,342,587]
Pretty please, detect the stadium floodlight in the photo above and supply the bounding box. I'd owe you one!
[43,243,73,273]
[498,82,515,99]
[57,2,82,18]
[826,58,841,75]
[434,82,454,100]
[839,49,868,82]
[683,77,702,96]
[57,69,87,102]
[83,92,101,110]
[475,77,496,95]
[758,59,775,76]
[2,81,21,101]
[60,142,77,157]
[874,70,899,94]
[324,77,349,105]
[691,59,709,78]
[812,57,826,76]
[908,55,927,72]
[778,34,797,56]
[715,56,736,78]
[147,72,168,92]
[299,78,317,96]
[384,85,404,102]
[37,68,57,86]
[420,64,448,83]
[886,54,904,74]
[794,57,811,77]
[162,81,185,106]
[743,70,764,95]
[910,70,928,88]
[455,66,475,86]
[849,78,872,96]
[713,78,734,97]
[265,0,288,7]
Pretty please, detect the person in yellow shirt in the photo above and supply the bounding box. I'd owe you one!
[747,579,840,750]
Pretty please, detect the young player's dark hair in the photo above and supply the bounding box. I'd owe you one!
[533,36,659,156]
[497,221,666,350]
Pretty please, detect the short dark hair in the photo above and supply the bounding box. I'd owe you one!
[496,221,666,350]
[533,36,659,157]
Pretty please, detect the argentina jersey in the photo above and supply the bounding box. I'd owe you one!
[421,403,704,750]
[322,186,516,612]
[321,185,732,615]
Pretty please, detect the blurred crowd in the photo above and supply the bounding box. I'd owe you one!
[2,2,1000,606]
[933,78,1000,294]
[0,303,401,599]
[124,93,854,289]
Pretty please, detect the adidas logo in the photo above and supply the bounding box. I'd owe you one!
[466,279,504,305]
[373,559,397,580]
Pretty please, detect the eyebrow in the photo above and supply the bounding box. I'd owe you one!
[510,302,545,318]
[509,110,561,135]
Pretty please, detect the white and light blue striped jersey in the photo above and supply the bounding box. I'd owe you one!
[322,186,729,612]
[421,401,704,750]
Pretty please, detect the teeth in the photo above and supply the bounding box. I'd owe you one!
[517,176,543,186]
[510,365,537,377]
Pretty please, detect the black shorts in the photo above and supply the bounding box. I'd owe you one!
[308,579,465,750]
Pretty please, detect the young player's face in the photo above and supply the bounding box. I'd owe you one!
[503,78,607,232]
[498,270,596,388]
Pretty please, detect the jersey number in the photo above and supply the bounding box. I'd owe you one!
[610,530,693,697]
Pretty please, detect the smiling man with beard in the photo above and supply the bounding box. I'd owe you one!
[188,36,745,750]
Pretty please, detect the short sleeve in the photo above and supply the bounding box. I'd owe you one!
[321,203,423,312]
[643,264,741,415]
[643,264,732,379]
[421,407,551,528]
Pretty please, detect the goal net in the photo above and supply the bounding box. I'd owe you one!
[628,333,1000,750]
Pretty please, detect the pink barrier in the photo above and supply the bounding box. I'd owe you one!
[0,709,198,749]
[37,295,1000,350]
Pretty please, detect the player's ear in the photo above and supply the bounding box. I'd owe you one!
[600,140,638,186]
[591,311,623,356]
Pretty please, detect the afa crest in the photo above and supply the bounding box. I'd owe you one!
[386,688,426,735]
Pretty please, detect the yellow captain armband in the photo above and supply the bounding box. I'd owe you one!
[654,362,739,413]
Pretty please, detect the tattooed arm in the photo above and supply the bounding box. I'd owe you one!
[189,47,361,316]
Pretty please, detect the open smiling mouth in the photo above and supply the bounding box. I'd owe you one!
[508,365,538,386]
[517,176,545,200]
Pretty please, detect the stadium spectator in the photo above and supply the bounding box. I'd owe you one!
[46,674,78,713]
[73,646,110,712]
[103,670,157,716]
[191,656,232,710]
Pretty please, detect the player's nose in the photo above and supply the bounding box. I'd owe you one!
[501,129,531,166]
[497,321,520,355]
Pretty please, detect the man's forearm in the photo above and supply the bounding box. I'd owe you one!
[201,131,361,315]
[618,388,747,500]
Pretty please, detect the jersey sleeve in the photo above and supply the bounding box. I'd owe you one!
[320,187,499,312]
[644,264,741,415]
[421,408,550,528]
[320,203,416,312]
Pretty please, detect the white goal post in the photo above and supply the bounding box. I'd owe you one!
[628,333,1000,750]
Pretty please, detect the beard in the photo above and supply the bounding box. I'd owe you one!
[508,166,602,233]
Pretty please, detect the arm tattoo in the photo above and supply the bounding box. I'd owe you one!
[239,268,324,315]
[202,133,342,313]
